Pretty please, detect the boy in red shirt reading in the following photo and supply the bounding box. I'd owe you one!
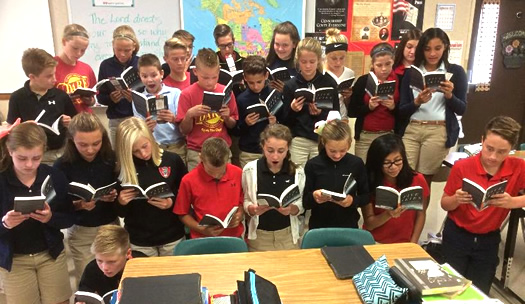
[175,48,238,171]
[173,137,244,238]
[441,116,525,294]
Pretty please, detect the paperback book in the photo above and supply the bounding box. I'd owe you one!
[69,87,97,98]
[131,91,169,121]
[294,87,337,110]
[121,182,174,199]
[14,175,55,214]
[199,206,239,228]
[35,109,62,135]
[375,186,424,210]
[326,71,355,92]
[95,66,143,94]
[74,289,116,304]
[321,173,357,202]
[365,72,396,99]
[461,178,508,211]
[68,181,117,202]
[257,184,301,208]
[218,68,244,87]
[266,67,291,82]
[409,65,446,92]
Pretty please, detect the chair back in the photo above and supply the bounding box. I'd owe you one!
[174,236,248,255]
[300,228,375,249]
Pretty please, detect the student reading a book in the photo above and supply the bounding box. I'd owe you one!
[398,28,468,189]
[361,134,428,243]
[235,55,281,168]
[162,29,196,80]
[162,37,192,91]
[242,124,304,251]
[116,117,187,256]
[0,122,74,304]
[175,48,238,171]
[53,112,119,284]
[174,137,244,238]
[393,29,422,84]
[7,48,77,165]
[348,43,399,163]
[440,116,525,294]
[266,21,300,92]
[282,37,340,167]
[324,28,355,119]
[214,24,245,97]
[304,115,369,229]
[54,24,97,113]
[77,225,146,302]
[133,53,186,164]
[97,25,140,146]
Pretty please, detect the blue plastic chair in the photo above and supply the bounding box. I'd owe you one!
[300,228,376,249]
[173,236,248,256]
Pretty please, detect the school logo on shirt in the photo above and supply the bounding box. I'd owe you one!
[159,166,171,178]
[195,112,224,133]
[57,73,89,104]
[48,100,56,105]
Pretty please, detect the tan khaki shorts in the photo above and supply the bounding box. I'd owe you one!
[248,226,298,252]
[160,140,188,166]
[290,137,318,168]
[355,130,392,163]
[402,123,450,175]
[239,151,262,169]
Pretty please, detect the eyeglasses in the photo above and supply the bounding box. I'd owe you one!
[218,42,234,50]
[382,159,403,168]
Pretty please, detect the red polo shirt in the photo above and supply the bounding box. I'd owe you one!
[173,163,244,238]
[444,153,525,234]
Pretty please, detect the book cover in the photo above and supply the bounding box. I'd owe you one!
[69,181,117,202]
[394,258,470,296]
[321,173,357,202]
[119,274,202,304]
[263,89,283,115]
[202,91,226,112]
[257,184,300,208]
[365,72,396,98]
[326,71,355,92]
[461,178,508,211]
[245,104,269,122]
[294,87,336,109]
[409,65,446,92]
[321,245,375,279]
[375,186,424,210]
[219,68,244,86]
[70,87,97,98]
[199,206,239,228]
[35,110,62,136]
[121,66,143,91]
[121,182,174,199]
[267,67,291,82]
[13,196,45,214]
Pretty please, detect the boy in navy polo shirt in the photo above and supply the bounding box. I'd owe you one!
[173,137,244,238]
[441,116,525,294]
[7,48,77,164]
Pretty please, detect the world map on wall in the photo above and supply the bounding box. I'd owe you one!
[182,0,304,57]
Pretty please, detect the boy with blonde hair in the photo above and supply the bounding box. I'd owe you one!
[7,48,77,164]
[175,48,238,171]
[163,38,191,90]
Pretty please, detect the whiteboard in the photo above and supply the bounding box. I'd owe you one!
[68,0,181,77]
[0,0,55,93]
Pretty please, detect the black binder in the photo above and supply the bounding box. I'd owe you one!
[321,246,375,279]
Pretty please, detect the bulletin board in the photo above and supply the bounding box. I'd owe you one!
[68,0,181,76]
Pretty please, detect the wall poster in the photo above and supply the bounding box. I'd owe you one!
[315,0,349,32]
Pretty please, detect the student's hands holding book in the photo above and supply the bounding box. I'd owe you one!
[29,202,52,223]
[110,90,124,103]
[485,192,514,208]
[275,204,299,216]
[380,96,395,110]
[157,109,175,124]
[2,210,30,229]
[341,88,352,100]
[201,225,225,237]
[291,96,305,112]
[147,197,173,210]
[245,112,261,126]
[308,102,322,116]
[73,199,96,211]
[439,80,454,99]
[218,105,231,121]
[368,96,381,110]
[269,79,285,93]
[62,115,72,127]
[386,206,406,219]
[414,88,434,106]
[227,207,244,228]
[247,204,271,216]
[187,104,211,118]
[145,116,157,132]
[118,188,139,205]
[100,189,118,203]
[313,190,331,204]
[121,89,132,102]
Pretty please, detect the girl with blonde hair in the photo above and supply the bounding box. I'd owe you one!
[115,117,187,256]
[97,25,141,146]
[55,23,97,113]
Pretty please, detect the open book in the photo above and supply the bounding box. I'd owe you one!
[95,66,143,94]
[394,257,470,296]
[121,182,174,199]
[321,173,357,202]
[245,104,269,123]
[267,67,291,82]
[461,178,508,211]
[202,89,231,112]
[326,71,355,92]
[69,87,97,98]
[69,181,117,202]
[131,91,169,121]
[14,175,55,214]
[257,184,300,208]
[365,72,396,99]
[74,289,116,304]
[375,186,424,210]
[261,89,283,115]
[35,109,62,135]
[409,65,446,92]
[198,206,239,228]
[218,68,244,87]
[294,87,336,110]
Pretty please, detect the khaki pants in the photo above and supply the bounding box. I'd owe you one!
[67,225,100,286]
[354,130,392,163]
[0,251,71,304]
[41,148,64,166]
[248,227,298,251]
[187,149,232,172]
[160,141,187,166]
[108,117,130,148]
[290,137,318,168]
[402,123,450,175]
[239,151,262,169]
[131,237,184,257]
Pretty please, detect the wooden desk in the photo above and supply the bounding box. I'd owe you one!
[121,243,428,304]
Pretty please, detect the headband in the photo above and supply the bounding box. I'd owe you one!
[113,34,135,41]
[370,45,394,58]
[66,31,89,39]
[314,111,341,135]
[325,43,348,54]
[0,118,21,140]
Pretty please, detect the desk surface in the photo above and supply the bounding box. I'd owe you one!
[121,242,428,304]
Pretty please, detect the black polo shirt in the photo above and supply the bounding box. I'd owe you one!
[7,80,77,150]
[256,157,293,231]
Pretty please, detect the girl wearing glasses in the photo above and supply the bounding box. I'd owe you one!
[362,133,428,243]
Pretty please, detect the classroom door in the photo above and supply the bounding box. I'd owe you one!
[461,0,525,144]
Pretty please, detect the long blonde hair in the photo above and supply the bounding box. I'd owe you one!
[295,37,323,73]
[116,117,162,184]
